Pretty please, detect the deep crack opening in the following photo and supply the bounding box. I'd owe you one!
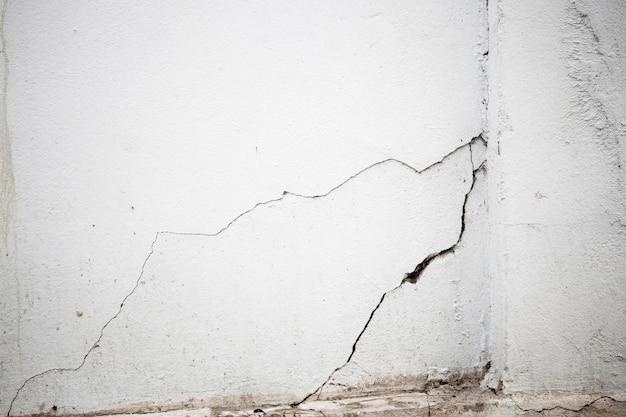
[404,136,485,285]
[292,136,486,407]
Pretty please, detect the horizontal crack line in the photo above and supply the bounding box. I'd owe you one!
[7,137,479,417]
[511,395,625,413]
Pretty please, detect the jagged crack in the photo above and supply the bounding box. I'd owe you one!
[404,136,485,284]
[293,136,486,407]
[5,233,160,417]
[291,284,403,407]
[511,395,626,413]
[7,136,481,417]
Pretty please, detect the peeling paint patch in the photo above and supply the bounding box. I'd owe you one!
[563,2,625,205]
[565,5,617,134]
[571,6,626,236]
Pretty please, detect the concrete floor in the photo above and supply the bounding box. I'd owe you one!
[51,388,626,417]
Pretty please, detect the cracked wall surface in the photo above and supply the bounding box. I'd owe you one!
[9,143,485,415]
[3,0,626,416]
[0,1,488,415]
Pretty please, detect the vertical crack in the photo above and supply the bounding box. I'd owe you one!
[293,136,486,407]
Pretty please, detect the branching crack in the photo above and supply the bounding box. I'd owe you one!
[7,136,482,417]
[511,395,626,414]
[404,137,485,285]
[292,135,486,407]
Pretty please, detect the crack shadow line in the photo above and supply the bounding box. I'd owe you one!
[403,136,486,285]
[511,395,625,413]
[7,136,481,417]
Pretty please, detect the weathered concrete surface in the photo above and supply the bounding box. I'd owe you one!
[486,0,626,394]
[300,390,626,417]
[19,388,625,417]
[4,0,626,415]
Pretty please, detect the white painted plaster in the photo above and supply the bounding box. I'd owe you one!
[9,146,480,415]
[3,0,626,415]
[324,144,489,395]
[487,0,626,395]
[1,0,487,415]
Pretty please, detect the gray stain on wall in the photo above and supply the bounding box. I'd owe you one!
[0,0,21,384]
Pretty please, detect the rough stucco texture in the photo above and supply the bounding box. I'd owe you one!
[0,1,488,415]
[487,0,626,394]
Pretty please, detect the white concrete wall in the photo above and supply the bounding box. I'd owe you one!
[2,0,626,415]
[488,0,626,396]
[1,1,489,415]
